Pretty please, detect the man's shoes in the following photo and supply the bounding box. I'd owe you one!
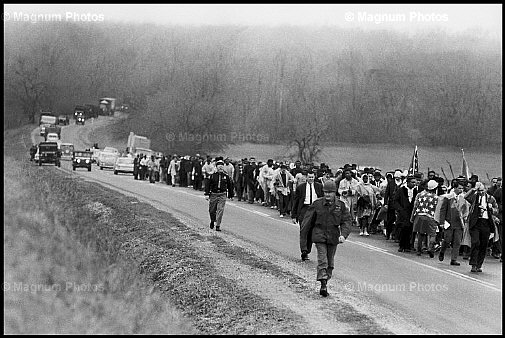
[359,231,364,236]
[450,260,460,266]
[210,221,215,229]
[319,280,328,297]
[476,267,482,272]
[398,248,404,252]
[428,250,434,258]
[462,256,469,260]
[364,231,369,236]
[279,214,284,218]
[215,226,221,231]
[301,252,309,261]
[471,265,478,273]
[439,252,445,261]
[492,253,501,259]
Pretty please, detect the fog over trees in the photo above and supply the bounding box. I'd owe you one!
[4,21,501,155]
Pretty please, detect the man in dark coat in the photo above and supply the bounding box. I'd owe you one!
[465,181,499,272]
[205,158,234,232]
[243,157,258,204]
[291,172,324,227]
[392,175,418,252]
[300,180,352,297]
[192,155,204,191]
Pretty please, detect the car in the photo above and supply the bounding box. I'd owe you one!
[76,113,85,125]
[60,143,75,160]
[58,115,70,125]
[91,148,101,163]
[97,151,119,170]
[46,132,59,142]
[72,150,92,171]
[113,156,134,175]
[38,142,61,167]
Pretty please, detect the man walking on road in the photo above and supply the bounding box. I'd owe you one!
[206,158,234,232]
[300,180,352,297]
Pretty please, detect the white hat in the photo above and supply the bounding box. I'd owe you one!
[394,171,403,178]
[427,180,438,190]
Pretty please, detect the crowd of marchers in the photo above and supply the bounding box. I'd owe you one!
[130,153,502,273]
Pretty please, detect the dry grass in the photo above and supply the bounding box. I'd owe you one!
[4,150,197,334]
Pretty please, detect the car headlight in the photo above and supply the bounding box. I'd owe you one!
[77,159,81,163]
[85,160,89,163]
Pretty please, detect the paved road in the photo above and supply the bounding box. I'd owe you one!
[33,120,503,334]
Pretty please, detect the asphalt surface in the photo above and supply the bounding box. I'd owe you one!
[32,118,503,334]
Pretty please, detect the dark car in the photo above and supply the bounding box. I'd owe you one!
[72,150,93,171]
[38,142,61,167]
[58,115,70,125]
[76,112,85,125]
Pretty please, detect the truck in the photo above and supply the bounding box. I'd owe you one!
[75,104,99,120]
[44,124,61,139]
[127,132,151,155]
[39,112,58,136]
[99,98,116,116]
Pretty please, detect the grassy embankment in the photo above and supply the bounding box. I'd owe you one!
[4,124,310,334]
[4,125,197,334]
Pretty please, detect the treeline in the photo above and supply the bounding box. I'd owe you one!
[4,21,502,154]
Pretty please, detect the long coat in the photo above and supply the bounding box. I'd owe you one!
[392,186,418,227]
[291,182,323,221]
[300,198,352,254]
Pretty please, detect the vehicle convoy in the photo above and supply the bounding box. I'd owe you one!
[72,150,92,171]
[38,142,61,167]
[114,156,134,175]
[127,132,151,155]
[43,124,62,139]
[60,143,75,160]
[39,112,58,136]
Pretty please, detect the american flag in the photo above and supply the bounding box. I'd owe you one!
[461,148,470,179]
[413,190,438,219]
[408,145,419,176]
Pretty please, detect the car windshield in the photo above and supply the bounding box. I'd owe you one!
[117,158,133,164]
[39,145,58,151]
[40,116,57,124]
[61,145,74,151]
[75,152,92,157]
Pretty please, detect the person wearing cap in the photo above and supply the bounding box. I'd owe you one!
[191,155,204,191]
[300,180,352,297]
[465,181,499,272]
[272,164,295,218]
[205,159,234,231]
[411,179,441,258]
[259,159,275,208]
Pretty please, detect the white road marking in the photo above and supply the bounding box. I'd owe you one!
[59,163,502,293]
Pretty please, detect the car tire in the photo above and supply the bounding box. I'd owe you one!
[100,166,103,170]
[88,166,91,172]
[114,170,118,175]
[39,161,42,166]
[73,166,76,171]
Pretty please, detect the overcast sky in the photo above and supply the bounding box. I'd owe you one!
[4,4,502,38]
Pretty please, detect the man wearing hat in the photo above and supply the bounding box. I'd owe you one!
[205,158,234,231]
[300,180,352,297]
[411,179,440,258]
